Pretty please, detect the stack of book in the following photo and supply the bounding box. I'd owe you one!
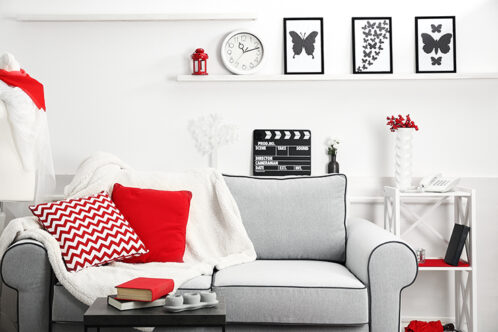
[108,277,174,311]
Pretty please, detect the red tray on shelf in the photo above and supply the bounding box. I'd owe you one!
[418,258,470,268]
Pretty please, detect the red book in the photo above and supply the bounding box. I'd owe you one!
[115,277,174,302]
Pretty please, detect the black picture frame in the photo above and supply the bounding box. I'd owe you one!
[415,16,456,73]
[283,17,324,75]
[352,17,393,74]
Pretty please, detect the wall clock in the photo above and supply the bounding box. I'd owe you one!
[221,30,264,75]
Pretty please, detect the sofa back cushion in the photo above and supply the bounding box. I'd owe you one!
[223,174,347,262]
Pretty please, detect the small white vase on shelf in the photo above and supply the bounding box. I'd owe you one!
[394,128,414,191]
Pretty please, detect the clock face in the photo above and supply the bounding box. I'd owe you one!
[221,31,264,75]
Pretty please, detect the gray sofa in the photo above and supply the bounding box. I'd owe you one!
[0,174,418,332]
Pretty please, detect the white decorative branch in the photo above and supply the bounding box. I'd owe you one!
[188,114,238,168]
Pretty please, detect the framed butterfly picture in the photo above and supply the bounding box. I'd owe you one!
[284,18,324,74]
[352,17,393,74]
[415,16,456,73]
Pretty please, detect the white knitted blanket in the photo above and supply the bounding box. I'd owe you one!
[0,153,256,305]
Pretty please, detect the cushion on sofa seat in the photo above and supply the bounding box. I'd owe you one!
[51,275,213,322]
[29,191,148,271]
[212,260,368,325]
[52,284,88,322]
[112,183,192,263]
[178,275,212,290]
[223,174,347,261]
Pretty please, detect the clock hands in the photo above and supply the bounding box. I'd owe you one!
[235,43,246,61]
[245,47,260,53]
[236,42,260,61]
[238,42,260,54]
[238,42,247,53]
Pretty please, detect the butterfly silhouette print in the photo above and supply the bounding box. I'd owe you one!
[357,19,390,72]
[366,21,376,29]
[289,31,319,59]
[431,24,442,33]
[431,56,442,65]
[421,33,452,54]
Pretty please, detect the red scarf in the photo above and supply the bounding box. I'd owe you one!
[0,69,46,111]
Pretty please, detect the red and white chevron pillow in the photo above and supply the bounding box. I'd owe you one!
[30,192,148,272]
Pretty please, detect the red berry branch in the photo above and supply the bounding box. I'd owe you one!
[386,114,419,132]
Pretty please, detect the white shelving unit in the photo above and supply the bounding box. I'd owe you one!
[384,186,477,332]
[177,73,498,82]
[14,13,258,22]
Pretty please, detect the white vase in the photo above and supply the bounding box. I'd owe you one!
[395,128,413,190]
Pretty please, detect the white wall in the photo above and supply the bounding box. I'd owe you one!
[1,0,497,330]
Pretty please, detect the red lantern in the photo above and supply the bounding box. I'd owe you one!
[192,48,208,75]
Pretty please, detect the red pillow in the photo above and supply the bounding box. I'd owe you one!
[111,183,192,263]
[30,192,148,272]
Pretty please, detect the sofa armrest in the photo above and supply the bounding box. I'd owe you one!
[1,239,52,332]
[346,217,418,332]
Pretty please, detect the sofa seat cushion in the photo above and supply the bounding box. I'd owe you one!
[223,174,347,262]
[212,260,368,325]
[52,275,212,322]
[178,274,212,290]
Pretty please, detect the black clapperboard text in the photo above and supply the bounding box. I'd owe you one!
[253,129,311,176]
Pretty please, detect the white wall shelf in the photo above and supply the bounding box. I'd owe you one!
[177,73,498,82]
[14,13,258,22]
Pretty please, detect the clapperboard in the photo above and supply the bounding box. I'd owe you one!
[253,129,311,176]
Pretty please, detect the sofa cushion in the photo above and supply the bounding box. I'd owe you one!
[213,260,368,325]
[51,275,212,322]
[112,183,192,263]
[29,191,148,272]
[223,174,347,261]
[178,275,212,290]
[51,284,88,322]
